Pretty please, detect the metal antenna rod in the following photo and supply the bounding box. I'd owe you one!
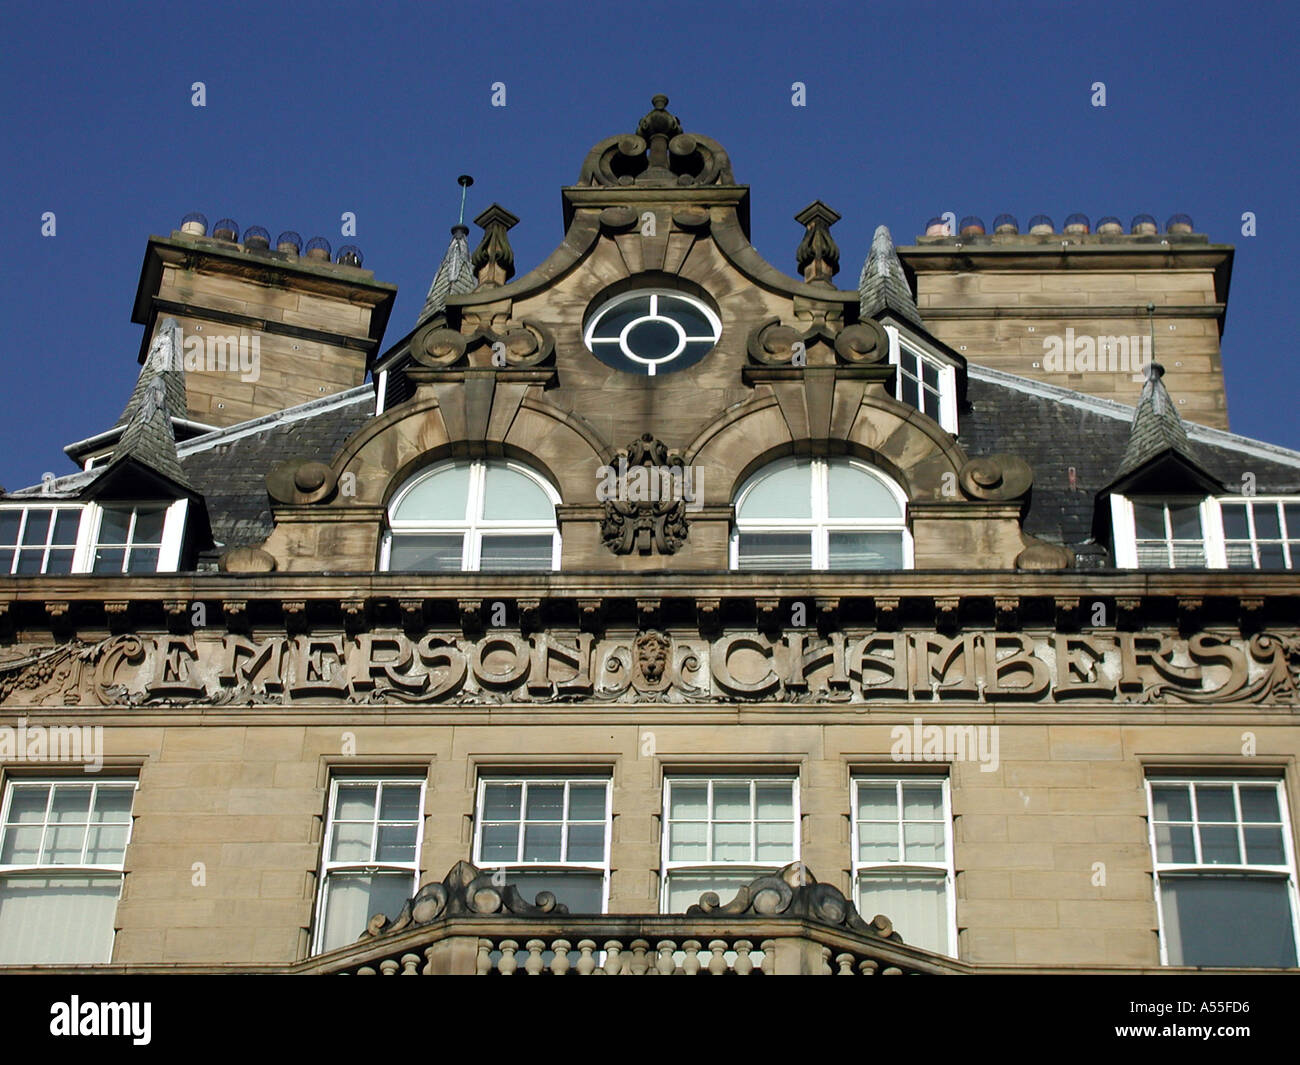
[456,175,474,225]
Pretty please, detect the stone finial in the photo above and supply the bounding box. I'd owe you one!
[636,94,684,175]
[470,204,519,287]
[794,201,841,285]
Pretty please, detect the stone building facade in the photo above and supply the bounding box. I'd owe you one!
[0,97,1297,974]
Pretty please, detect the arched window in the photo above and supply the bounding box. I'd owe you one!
[381,460,559,572]
[732,458,910,570]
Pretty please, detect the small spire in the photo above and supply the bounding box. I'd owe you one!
[859,225,923,327]
[111,355,189,487]
[417,177,478,323]
[117,319,189,427]
[1115,361,1191,479]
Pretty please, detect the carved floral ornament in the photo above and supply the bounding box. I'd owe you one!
[3,626,1298,709]
[599,434,692,556]
[576,95,737,189]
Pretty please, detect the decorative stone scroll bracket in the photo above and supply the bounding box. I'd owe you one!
[408,317,555,371]
[360,860,570,940]
[746,316,889,369]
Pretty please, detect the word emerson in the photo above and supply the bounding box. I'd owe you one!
[50,996,151,1045]
[0,719,102,771]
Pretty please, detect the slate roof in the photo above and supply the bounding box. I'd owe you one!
[859,226,923,328]
[178,388,374,551]
[959,365,1300,549]
[418,225,476,324]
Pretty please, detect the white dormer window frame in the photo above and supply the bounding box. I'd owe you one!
[0,500,187,576]
[1110,494,1218,569]
[884,326,958,434]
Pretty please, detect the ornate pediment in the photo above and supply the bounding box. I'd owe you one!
[575,95,736,189]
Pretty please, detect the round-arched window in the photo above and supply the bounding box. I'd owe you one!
[732,458,910,570]
[583,290,721,376]
[381,460,559,572]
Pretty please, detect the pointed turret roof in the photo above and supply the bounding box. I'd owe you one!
[859,225,923,328]
[117,319,188,427]
[418,225,476,323]
[1107,362,1221,493]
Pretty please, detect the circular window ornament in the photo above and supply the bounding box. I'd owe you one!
[583,290,721,376]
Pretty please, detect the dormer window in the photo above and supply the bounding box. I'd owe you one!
[1110,495,1300,570]
[1220,499,1300,570]
[1129,498,1208,569]
[884,327,958,432]
[0,501,188,576]
[0,506,82,575]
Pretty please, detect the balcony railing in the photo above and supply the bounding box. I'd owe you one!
[296,860,967,975]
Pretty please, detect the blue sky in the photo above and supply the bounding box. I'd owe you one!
[2,0,1296,489]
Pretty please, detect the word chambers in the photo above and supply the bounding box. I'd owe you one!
[6,628,1298,708]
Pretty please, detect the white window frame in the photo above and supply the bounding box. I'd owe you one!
[1211,496,1300,571]
[885,326,958,433]
[84,500,188,574]
[0,504,89,576]
[1144,776,1300,967]
[312,775,426,956]
[472,776,612,914]
[583,289,722,377]
[0,777,138,965]
[379,459,560,572]
[851,775,957,957]
[730,457,913,570]
[1110,493,1216,569]
[659,776,800,913]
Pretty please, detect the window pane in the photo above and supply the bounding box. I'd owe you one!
[1284,503,1300,536]
[667,820,707,861]
[502,870,603,914]
[480,823,519,862]
[1169,540,1207,568]
[50,787,92,822]
[1220,503,1249,540]
[921,360,941,390]
[669,784,707,821]
[97,508,132,545]
[1243,826,1285,866]
[7,787,50,823]
[755,821,793,861]
[1225,541,1256,569]
[392,465,471,522]
[900,374,919,410]
[20,510,52,545]
[567,785,607,822]
[1239,787,1280,823]
[525,784,565,820]
[481,466,554,521]
[828,531,903,570]
[375,823,417,863]
[903,822,945,862]
[1167,503,1202,540]
[566,823,605,863]
[132,508,168,543]
[1132,502,1166,539]
[858,821,899,863]
[124,548,160,574]
[665,872,756,914]
[755,784,792,820]
[43,825,87,864]
[1195,785,1235,822]
[91,548,126,574]
[1155,824,1196,864]
[330,822,373,863]
[826,465,902,520]
[712,784,750,820]
[713,821,750,861]
[857,784,898,821]
[1160,876,1297,967]
[522,823,562,862]
[858,873,949,955]
[51,510,80,545]
[320,872,412,953]
[1198,825,1240,865]
[1256,543,1286,570]
[0,826,42,864]
[478,534,553,571]
[736,532,811,570]
[334,784,376,821]
[1253,504,1282,539]
[592,296,651,340]
[0,874,122,964]
[378,785,421,823]
[738,464,812,520]
[482,784,520,821]
[92,788,134,824]
[0,548,13,574]
[1151,784,1191,822]
[0,512,20,545]
[903,784,944,820]
[388,533,463,572]
[44,549,75,575]
[85,825,129,864]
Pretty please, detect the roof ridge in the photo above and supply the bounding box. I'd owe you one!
[176,386,373,457]
[968,363,1300,468]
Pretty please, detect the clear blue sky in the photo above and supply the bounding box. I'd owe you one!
[2,0,1296,489]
